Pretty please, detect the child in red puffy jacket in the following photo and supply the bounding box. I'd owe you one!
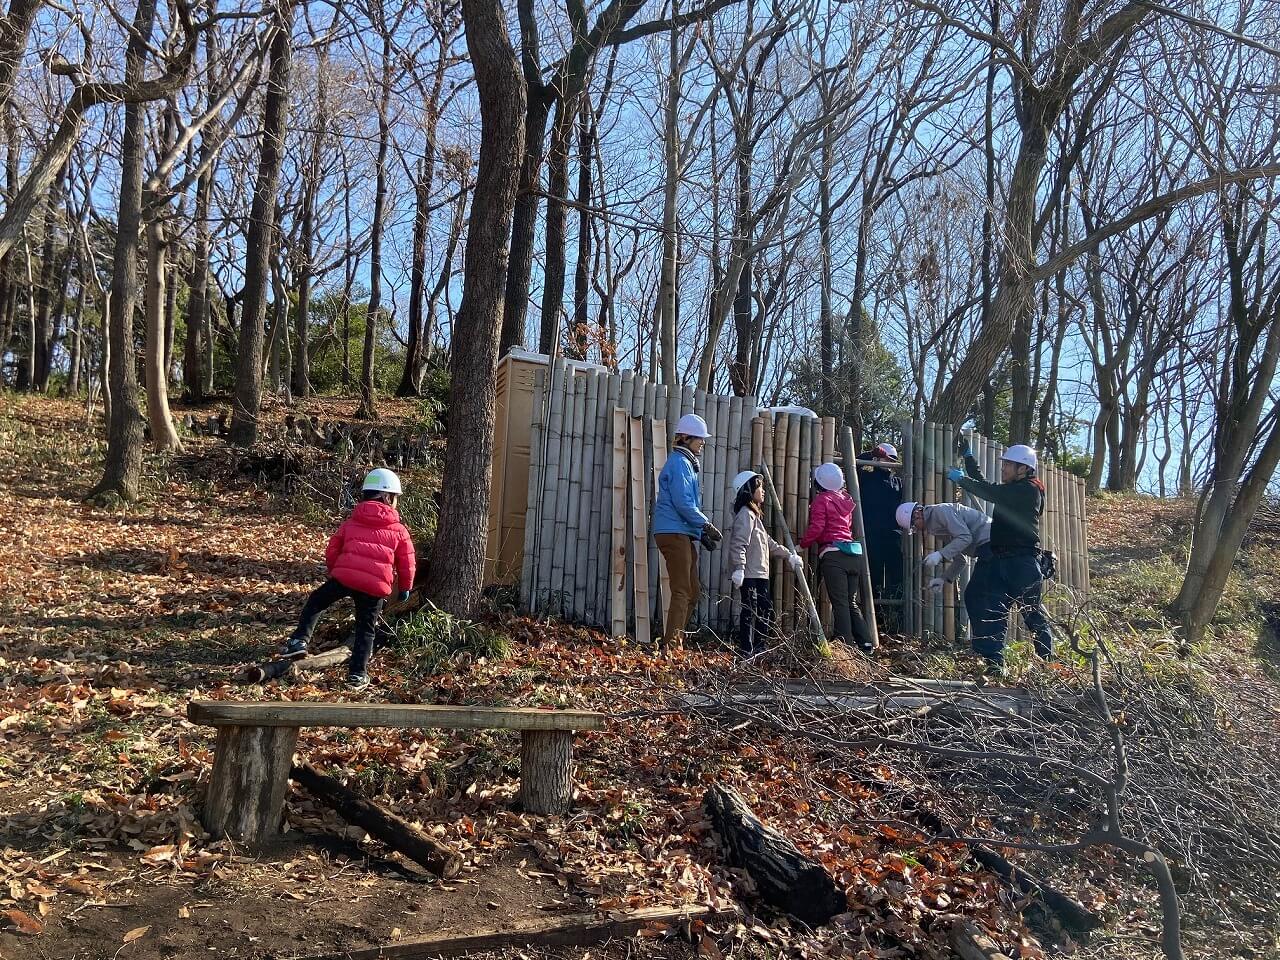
[799,462,875,654]
[281,468,416,690]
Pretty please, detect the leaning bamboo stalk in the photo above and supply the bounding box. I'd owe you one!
[900,418,915,637]
[797,414,814,630]
[840,426,881,651]
[775,414,793,630]
[760,459,823,645]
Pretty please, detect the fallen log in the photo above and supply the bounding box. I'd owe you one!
[291,905,736,960]
[290,762,462,878]
[704,784,845,926]
[240,643,352,685]
[912,805,1103,933]
[949,920,1013,960]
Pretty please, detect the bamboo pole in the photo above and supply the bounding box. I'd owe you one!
[923,422,937,637]
[797,414,815,632]
[629,416,651,645]
[942,423,956,643]
[651,416,671,632]
[520,367,547,611]
[589,372,609,625]
[569,373,589,620]
[610,407,628,638]
[759,459,823,645]
[775,414,793,630]
[840,426,881,651]
[538,361,567,615]
[900,418,915,637]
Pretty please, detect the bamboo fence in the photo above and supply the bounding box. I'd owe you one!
[517,360,1089,643]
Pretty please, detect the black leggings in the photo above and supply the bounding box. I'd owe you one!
[737,578,775,654]
[291,578,384,675]
[819,552,875,651]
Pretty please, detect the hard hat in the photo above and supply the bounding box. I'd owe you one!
[875,442,899,461]
[814,462,844,491]
[362,467,403,495]
[674,413,710,439]
[1001,444,1038,470]
[895,501,918,531]
[731,470,760,492]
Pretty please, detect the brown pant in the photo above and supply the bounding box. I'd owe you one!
[655,534,700,642]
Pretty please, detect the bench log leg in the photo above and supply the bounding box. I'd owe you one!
[203,725,299,844]
[519,729,573,814]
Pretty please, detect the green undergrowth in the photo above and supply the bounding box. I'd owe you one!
[393,602,511,677]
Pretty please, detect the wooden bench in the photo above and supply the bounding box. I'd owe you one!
[187,701,606,844]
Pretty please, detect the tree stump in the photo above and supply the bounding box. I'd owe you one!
[704,783,846,926]
[202,724,299,844]
[519,729,573,814]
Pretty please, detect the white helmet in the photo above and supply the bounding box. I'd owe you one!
[362,467,403,495]
[875,442,899,461]
[1002,444,1038,471]
[814,462,844,491]
[895,501,919,531]
[731,470,760,492]
[674,413,710,439]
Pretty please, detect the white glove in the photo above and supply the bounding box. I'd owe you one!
[924,551,943,568]
[788,552,803,572]
[731,569,745,588]
[928,577,945,593]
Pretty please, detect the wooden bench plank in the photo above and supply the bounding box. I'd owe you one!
[188,701,606,731]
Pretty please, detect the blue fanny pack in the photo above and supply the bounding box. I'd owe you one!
[835,541,863,556]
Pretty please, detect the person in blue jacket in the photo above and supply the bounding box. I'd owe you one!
[653,414,720,646]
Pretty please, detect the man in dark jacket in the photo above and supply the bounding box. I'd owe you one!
[946,443,1052,673]
[857,443,904,625]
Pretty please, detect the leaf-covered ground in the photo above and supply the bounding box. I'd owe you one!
[0,395,1275,960]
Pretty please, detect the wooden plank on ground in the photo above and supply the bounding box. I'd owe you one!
[188,701,606,731]
[629,415,651,645]
[611,406,628,638]
[292,905,737,960]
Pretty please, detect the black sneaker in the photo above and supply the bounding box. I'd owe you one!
[345,674,370,691]
[281,637,308,659]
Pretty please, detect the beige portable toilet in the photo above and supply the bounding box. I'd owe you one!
[486,351,544,585]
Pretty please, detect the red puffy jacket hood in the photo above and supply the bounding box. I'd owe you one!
[326,500,416,598]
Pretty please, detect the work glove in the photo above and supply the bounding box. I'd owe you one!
[946,467,964,483]
[700,522,722,550]
[956,436,972,458]
[787,552,803,572]
[398,590,411,603]
[928,577,945,593]
[731,569,745,589]
[924,550,943,568]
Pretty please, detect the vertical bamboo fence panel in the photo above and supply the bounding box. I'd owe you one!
[513,364,1088,642]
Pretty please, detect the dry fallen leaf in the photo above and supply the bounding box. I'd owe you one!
[2,908,44,935]
[697,933,724,960]
[123,925,151,943]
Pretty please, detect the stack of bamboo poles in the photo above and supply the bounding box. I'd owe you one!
[519,367,1088,646]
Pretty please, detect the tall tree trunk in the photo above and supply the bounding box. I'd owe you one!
[64,245,85,395]
[500,90,550,355]
[144,220,182,451]
[0,0,41,116]
[397,161,430,396]
[358,31,392,421]
[88,0,159,501]
[537,96,574,354]
[184,155,211,402]
[656,14,680,387]
[425,0,525,615]
[571,97,591,360]
[31,189,59,391]
[230,0,293,447]
[817,118,834,415]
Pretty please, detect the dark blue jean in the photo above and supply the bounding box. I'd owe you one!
[964,549,1052,664]
[291,578,385,675]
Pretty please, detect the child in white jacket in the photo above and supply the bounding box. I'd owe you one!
[726,471,801,655]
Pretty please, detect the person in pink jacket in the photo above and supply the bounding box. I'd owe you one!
[799,462,875,653]
[281,468,416,689]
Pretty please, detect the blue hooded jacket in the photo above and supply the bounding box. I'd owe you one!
[653,447,709,537]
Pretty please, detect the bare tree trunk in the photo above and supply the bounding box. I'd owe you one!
[537,96,574,354]
[64,244,85,395]
[184,158,211,402]
[571,97,592,359]
[656,13,680,387]
[230,0,293,447]
[144,221,182,451]
[89,0,159,501]
[31,188,59,392]
[501,89,550,354]
[358,30,393,421]
[817,118,833,415]
[0,0,42,117]
[424,0,525,615]
[397,161,430,396]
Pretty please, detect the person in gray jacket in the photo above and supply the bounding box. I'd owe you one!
[727,471,802,655]
[895,500,991,593]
